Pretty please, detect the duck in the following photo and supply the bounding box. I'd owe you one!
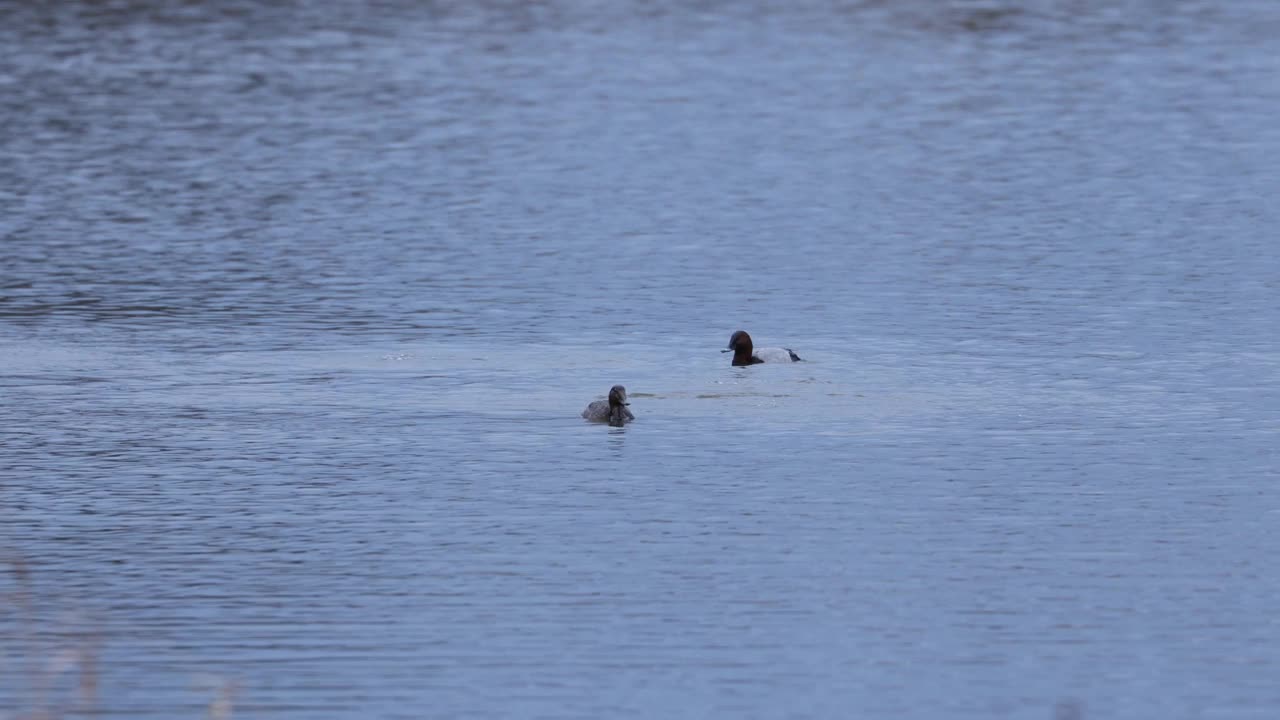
[723,330,802,366]
[582,385,634,426]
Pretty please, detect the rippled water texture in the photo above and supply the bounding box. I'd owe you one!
[3,1,1279,718]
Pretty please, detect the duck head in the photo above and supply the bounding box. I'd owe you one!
[722,330,757,366]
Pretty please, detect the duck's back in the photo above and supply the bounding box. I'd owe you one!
[753,347,802,363]
[582,400,610,421]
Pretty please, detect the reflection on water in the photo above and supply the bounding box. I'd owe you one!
[3,1,1280,718]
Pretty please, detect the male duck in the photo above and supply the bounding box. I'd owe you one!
[723,330,802,366]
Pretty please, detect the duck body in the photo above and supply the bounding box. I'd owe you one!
[582,385,634,426]
[725,330,802,366]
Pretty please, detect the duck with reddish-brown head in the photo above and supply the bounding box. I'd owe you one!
[723,330,802,367]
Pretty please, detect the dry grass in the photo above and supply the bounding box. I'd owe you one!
[1,555,98,720]
[1,555,235,720]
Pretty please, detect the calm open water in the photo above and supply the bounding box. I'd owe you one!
[2,1,1278,718]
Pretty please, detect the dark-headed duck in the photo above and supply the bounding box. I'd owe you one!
[582,385,634,426]
[723,330,802,366]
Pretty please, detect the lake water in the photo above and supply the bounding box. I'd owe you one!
[2,1,1278,718]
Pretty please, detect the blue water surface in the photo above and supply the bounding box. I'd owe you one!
[2,1,1278,718]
